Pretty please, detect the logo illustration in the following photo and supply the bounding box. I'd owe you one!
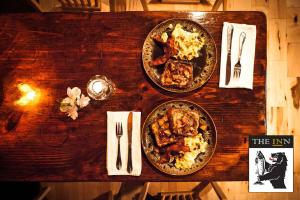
[254,151,287,188]
[249,136,293,192]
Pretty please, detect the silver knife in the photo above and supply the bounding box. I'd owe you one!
[127,112,133,173]
[225,25,234,85]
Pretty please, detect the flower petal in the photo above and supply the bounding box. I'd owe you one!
[67,87,72,98]
[67,106,78,120]
[67,87,81,100]
[77,94,90,108]
[62,97,74,105]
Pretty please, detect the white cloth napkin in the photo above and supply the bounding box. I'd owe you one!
[106,111,142,176]
[219,22,256,89]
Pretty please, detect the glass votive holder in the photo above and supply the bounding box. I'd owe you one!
[86,75,116,100]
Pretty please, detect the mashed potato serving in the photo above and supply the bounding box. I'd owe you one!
[162,23,205,61]
[175,134,208,169]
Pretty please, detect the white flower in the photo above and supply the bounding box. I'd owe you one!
[67,87,81,101]
[67,106,78,120]
[60,86,89,120]
[77,94,90,109]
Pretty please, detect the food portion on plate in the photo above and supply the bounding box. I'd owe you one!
[151,23,206,89]
[152,23,205,65]
[142,100,217,175]
[161,60,193,88]
[142,19,217,93]
[150,107,208,169]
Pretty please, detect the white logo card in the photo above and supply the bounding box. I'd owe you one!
[249,136,293,192]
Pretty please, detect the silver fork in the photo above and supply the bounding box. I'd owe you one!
[116,122,123,170]
[233,32,246,79]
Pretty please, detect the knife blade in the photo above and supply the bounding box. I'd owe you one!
[225,25,234,85]
[127,112,133,173]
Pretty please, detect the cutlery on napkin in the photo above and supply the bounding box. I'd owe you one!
[107,111,141,176]
[219,22,256,89]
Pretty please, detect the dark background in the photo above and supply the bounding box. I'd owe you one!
[0,0,35,13]
[0,1,40,200]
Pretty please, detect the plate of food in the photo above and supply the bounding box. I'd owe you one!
[142,100,217,175]
[142,18,217,93]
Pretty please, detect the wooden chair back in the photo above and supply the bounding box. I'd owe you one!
[58,0,101,12]
[28,0,101,12]
[160,191,195,200]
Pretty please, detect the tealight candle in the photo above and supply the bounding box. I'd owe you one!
[87,75,116,100]
[92,81,103,94]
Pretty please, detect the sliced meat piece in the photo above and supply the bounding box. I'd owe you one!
[151,36,178,67]
[152,34,166,44]
[151,54,169,66]
[167,108,200,137]
[165,37,178,57]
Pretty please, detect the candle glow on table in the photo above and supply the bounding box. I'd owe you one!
[15,83,39,106]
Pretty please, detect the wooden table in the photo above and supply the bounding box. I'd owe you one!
[0,12,266,181]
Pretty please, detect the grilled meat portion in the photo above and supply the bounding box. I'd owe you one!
[151,35,178,67]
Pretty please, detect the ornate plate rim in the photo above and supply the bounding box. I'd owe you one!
[142,18,217,93]
[141,100,218,176]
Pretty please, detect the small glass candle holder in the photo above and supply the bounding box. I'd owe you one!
[87,75,116,100]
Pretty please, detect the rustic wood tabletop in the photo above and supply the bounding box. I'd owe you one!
[0,11,266,181]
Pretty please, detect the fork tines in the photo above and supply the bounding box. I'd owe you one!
[233,66,241,79]
[116,122,123,136]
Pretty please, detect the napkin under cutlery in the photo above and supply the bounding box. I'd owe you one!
[106,111,142,176]
[219,22,257,89]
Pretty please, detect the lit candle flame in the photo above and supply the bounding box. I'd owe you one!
[15,83,39,106]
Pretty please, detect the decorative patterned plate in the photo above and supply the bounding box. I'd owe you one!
[142,18,217,93]
[142,100,217,176]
